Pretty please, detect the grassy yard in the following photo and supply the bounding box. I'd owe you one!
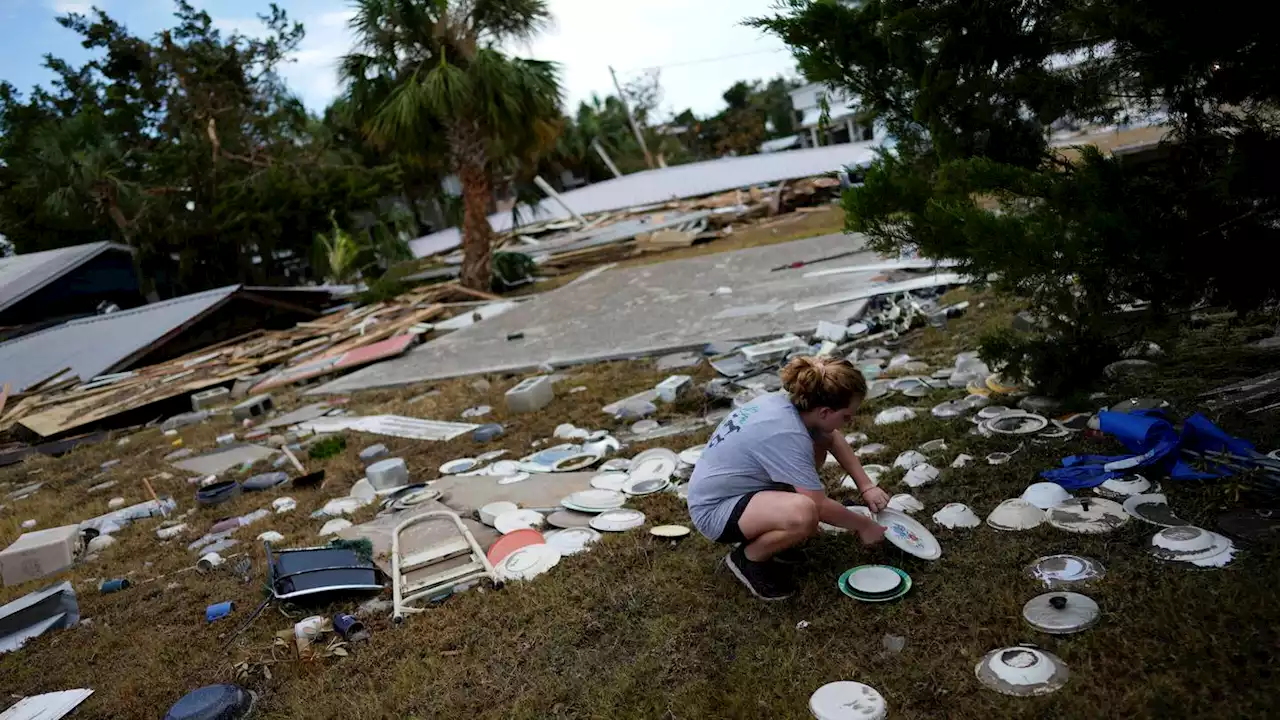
[2,282,1279,718]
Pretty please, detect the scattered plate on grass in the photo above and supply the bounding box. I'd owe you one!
[650,524,690,538]
[1094,474,1154,498]
[975,647,1069,697]
[846,565,900,594]
[808,681,887,720]
[837,566,911,603]
[496,543,561,581]
[497,472,531,485]
[1150,525,1236,566]
[590,473,629,491]
[590,509,646,532]
[1025,555,1106,588]
[485,529,545,565]
[1122,493,1186,527]
[987,499,1046,531]
[545,509,595,529]
[552,453,602,472]
[545,527,601,556]
[623,476,670,496]
[439,458,477,475]
[678,445,707,466]
[1021,482,1072,510]
[874,509,941,560]
[563,489,626,511]
[494,509,546,535]
[932,503,980,529]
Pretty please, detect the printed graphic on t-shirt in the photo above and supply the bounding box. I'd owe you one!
[707,405,760,449]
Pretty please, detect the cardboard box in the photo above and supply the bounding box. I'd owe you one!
[0,525,81,587]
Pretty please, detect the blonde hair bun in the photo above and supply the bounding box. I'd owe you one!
[780,355,868,411]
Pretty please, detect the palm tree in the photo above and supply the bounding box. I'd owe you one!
[341,0,563,290]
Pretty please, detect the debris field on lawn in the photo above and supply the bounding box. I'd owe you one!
[2,226,1279,717]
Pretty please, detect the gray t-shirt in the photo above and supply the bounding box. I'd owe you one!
[688,392,823,540]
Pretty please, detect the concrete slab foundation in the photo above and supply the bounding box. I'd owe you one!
[311,233,877,393]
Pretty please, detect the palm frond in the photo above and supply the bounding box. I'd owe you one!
[471,0,552,45]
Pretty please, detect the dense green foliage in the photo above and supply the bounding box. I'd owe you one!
[0,2,398,296]
[755,0,1280,394]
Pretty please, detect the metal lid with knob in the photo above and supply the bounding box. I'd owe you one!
[1023,591,1100,634]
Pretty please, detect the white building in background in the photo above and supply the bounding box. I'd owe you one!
[788,82,878,149]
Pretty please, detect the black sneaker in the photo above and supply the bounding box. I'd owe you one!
[771,546,807,566]
[724,546,795,601]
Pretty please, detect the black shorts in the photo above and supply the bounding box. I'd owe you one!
[715,483,796,544]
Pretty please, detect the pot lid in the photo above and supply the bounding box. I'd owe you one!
[590,508,646,532]
[1025,555,1106,588]
[932,503,980,529]
[545,527,601,555]
[497,543,561,581]
[808,676,890,712]
[975,646,1069,696]
[1023,592,1100,634]
[1021,482,1072,510]
[1046,497,1129,533]
[987,499,1046,531]
[875,508,941,560]
[1122,494,1187,527]
[1094,474,1153,498]
[545,509,595,529]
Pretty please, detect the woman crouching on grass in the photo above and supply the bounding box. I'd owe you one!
[687,355,888,601]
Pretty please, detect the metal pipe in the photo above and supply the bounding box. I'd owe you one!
[533,175,587,224]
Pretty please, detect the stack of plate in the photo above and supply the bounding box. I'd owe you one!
[837,565,912,602]
[1150,525,1237,567]
[561,489,627,513]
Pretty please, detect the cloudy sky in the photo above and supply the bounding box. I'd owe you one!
[1,0,800,118]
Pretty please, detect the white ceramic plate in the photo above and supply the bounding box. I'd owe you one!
[975,647,1069,697]
[552,453,602,472]
[847,565,901,594]
[545,527,601,555]
[875,508,941,560]
[494,509,546,535]
[650,524,691,538]
[678,445,706,466]
[439,458,477,475]
[590,508,646,532]
[496,543,561,581]
[623,476,670,496]
[479,501,519,527]
[590,472,629,491]
[563,489,626,510]
[497,472,531,485]
[809,681,887,720]
[628,455,677,483]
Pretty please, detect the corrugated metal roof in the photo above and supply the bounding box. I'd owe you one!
[0,242,134,313]
[408,141,882,258]
[0,285,238,392]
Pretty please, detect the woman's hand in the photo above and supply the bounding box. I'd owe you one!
[861,486,890,513]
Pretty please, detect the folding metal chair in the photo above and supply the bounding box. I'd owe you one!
[391,510,501,622]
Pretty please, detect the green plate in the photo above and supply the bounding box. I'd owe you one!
[838,565,912,602]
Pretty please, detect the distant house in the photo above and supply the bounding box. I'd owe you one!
[0,242,146,339]
[788,83,879,148]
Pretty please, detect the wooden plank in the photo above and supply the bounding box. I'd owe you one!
[0,383,8,418]
[21,366,72,393]
[449,285,504,302]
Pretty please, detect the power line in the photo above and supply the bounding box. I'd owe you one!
[618,48,790,75]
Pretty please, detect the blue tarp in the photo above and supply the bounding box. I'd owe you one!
[1041,410,1254,489]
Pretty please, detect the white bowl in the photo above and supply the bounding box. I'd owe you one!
[887,494,924,514]
[932,503,980,529]
[809,681,887,720]
[494,509,546,535]
[975,647,1069,696]
[874,407,917,425]
[479,501,519,526]
[1094,474,1153,498]
[893,450,927,470]
[987,499,1046,531]
[1021,482,1072,510]
[902,464,940,488]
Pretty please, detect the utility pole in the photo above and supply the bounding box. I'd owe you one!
[591,138,624,179]
[609,65,655,170]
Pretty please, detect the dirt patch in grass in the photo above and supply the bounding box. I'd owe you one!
[3,289,1279,718]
